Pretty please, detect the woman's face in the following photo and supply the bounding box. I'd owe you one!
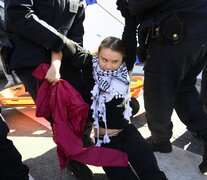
[98,48,123,71]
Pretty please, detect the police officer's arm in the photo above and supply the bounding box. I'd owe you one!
[122,15,137,71]
[117,0,138,71]
[5,0,77,55]
[127,0,168,16]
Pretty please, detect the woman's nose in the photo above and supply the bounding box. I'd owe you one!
[105,63,112,70]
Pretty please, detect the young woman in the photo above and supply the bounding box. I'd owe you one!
[86,36,167,180]
[32,35,167,179]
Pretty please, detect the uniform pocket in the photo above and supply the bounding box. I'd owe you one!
[160,13,185,44]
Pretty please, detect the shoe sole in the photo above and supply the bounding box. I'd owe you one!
[199,163,207,174]
[152,146,173,153]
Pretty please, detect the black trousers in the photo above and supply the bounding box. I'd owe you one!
[144,20,207,143]
[100,124,167,180]
[0,113,29,180]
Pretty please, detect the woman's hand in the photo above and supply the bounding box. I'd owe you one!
[45,51,62,85]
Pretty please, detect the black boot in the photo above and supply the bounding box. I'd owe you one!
[146,136,172,153]
[67,120,94,180]
[82,117,94,147]
[199,141,207,174]
[130,97,140,116]
[67,160,94,180]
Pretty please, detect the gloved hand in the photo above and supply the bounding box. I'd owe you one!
[116,0,130,18]
[122,15,137,71]
[69,45,93,69]
[59,33,93,68]
[62,37,80,59]
[137,46,147,63]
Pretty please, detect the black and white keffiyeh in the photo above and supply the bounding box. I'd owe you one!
[91,57,132,146]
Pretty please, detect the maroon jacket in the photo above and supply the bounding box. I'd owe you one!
[33,64,128,169]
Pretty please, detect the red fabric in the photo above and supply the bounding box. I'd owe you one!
[33,64,128,169]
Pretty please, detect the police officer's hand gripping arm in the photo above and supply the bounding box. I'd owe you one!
[5,0,89,84]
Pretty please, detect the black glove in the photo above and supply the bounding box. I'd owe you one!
[70,46,93,69]
[59,32,93,68]
[116,0,130,18]
[130,97,140,116]
[137,46,147,63]
[62,37,80,59]
[122,15,137,71]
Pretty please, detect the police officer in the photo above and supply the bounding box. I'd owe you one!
[5,0,93,179]
[116,0,207,174]
[0,106,30,179]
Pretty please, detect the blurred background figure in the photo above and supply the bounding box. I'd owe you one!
[0,59,21,88]
[0,2,21,89]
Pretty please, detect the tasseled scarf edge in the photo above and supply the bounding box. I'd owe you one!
[91,57,132,146]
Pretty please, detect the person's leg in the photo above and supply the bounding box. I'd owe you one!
[15,67,38,102]
[144,40,178,145]
[174,45,207,174]
[172,21,207,173]
[175,78,207,135]
[144,29,207,152]
[101,125,167,180]
[0,113,29,180]
[177,75,207,174]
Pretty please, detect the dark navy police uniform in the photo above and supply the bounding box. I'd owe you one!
[5,0,86,100]
[4,0,93,179]
[117,0,207,174]
[4,0,93,143]
[122,0,207,143]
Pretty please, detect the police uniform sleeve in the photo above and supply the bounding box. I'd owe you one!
[4,0,74,54]
[127,0,168,16]
[122,15,137,71]
[116,0,138,71]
